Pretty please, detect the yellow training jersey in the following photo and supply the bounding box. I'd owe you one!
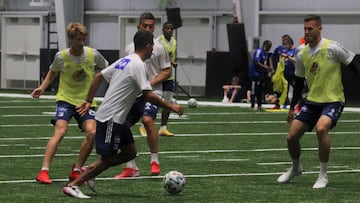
[56,47,96,107]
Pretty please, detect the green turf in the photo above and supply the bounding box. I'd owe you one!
[1,93,360,202]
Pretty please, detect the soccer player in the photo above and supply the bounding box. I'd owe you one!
[248,40,274,111]
[62,30,183,199]
[31,22,109,184]
[156,21,177,137]
[277,14,360,189]
[114,12,172,178]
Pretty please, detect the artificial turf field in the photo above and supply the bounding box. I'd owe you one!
[1,92,360,202]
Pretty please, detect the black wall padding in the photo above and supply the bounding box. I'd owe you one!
[226,23,249,82]
[205,51,233,97]
[166,7,182,29]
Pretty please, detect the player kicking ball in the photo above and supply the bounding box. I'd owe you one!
[62,30,183,198]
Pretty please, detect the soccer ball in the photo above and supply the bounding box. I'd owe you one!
[163,171,186,194]
[187,98,197,108]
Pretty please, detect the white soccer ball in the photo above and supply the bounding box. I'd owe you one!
[163,171,186,194]
[187,98,197,108]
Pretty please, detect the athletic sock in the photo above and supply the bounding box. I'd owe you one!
[292,159,301,169]
[319,162,328,176]
[151,153,159,164]
[126,159,138,169]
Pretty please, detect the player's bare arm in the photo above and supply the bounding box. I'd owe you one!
[31,70,58,98]
[143,90,183,116]
[150,67,171,86]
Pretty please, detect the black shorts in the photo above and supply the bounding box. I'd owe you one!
[95,119,134,156]
[125,96,145,127]
[162,80,174,92]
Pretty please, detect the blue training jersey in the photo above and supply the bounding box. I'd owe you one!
[248,48,268,81]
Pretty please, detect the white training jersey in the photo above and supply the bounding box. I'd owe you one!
[50,47,109,71]
[295,38,355,77]
[95,53,152,124]
[124,39,171,96]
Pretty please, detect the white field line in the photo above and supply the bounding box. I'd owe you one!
[2,93,360,112]
[1,93,360,184]
[2,119,360,128]
[1,146,360,158]
[1,169,360,184]
[1,131,360,141]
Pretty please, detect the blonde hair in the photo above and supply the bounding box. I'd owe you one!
[67,22,88,40]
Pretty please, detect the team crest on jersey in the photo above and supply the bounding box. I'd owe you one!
[115,58,131,70]
[310,62,319,75]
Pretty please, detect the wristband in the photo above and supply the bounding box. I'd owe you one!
[85,99,92,103]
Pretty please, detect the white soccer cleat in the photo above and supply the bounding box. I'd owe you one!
[62,185,90,199]
[312,175,328,189]
[87,177,97,193]
[277,165,303,183]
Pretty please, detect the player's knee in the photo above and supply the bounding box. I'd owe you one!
[142,116,153,125]
[315,126,329,137]
[286,134,299,144]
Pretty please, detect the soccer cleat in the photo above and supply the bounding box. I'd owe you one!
[271,105,280,110]
[277,165,303,183]
[36,170,52,184]
[312,175,328,189]
[69,164,81,181]
[294,104,301,113]
[159,128,175,137]
[62,185,90,199]
[150,162,160,176]
[114,167,140,179]
[87,178,97,193]
[139,126,147,137]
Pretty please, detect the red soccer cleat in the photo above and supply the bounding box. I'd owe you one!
[68,164,81,181]
[150,162,160,176]
[114,167,140,179]
[36,170,52,184]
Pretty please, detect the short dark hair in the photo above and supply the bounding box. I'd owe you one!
[282,34,290,40]
[139,12,155,24]
[263,40,272,47]
[162,21,173,29]
[304,15,322,26]
[134,30,154,51]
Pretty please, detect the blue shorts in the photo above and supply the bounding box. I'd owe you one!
[95,120,134,156]
[52,101,95,130]
[295,100,344,131]
[125,95,159,126]
[162,80,174,92]
[143,100,159,119]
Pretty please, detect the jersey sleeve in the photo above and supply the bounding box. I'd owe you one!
[49,51,64,72]
[157,44,171,70]
[253,49,262,63]
[295,48,305,77]
[101,60,118,83]
[328,41,355,65]
[93,48,109,69]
